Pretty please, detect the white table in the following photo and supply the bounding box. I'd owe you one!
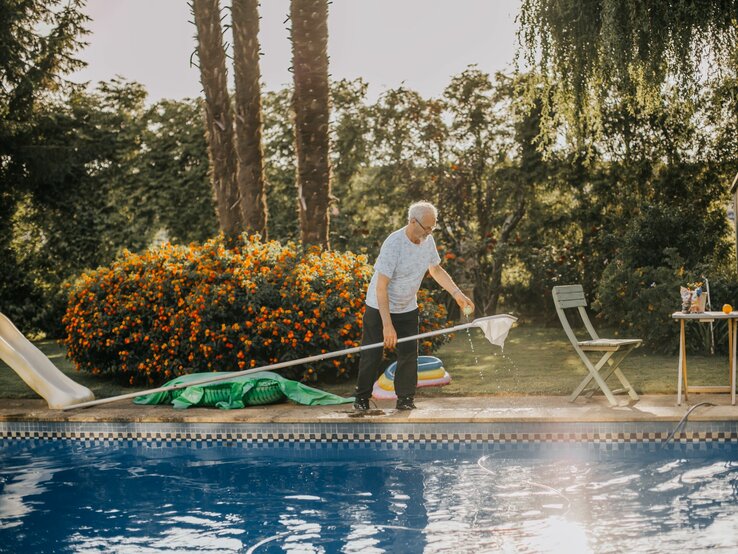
[672,311,737,405]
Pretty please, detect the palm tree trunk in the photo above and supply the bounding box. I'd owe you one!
[192,0,240,235]
[290,0,331,248]
[232,0,268,237]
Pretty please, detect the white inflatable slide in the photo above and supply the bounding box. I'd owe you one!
[0,312,94,409]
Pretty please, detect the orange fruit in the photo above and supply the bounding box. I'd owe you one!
[723,304,733,314]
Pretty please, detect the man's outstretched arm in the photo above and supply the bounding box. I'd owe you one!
[428,264,475,315]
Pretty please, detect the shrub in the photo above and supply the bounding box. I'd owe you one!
[593,195,734,353]
[595,249,687,352]
[63,235,451,386]
[595,248,738,354]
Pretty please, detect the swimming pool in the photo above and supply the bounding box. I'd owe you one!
[2,438,738,553]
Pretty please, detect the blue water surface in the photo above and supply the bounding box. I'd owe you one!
[2,439,738,553]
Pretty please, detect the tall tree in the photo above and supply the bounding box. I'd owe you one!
[517,0,738,138]
[0,0,87,126]
[192,0,241,235]
[439,71,540,315]
[232,0,268,236]
[0,0,88,332]
[290,0,331,248]
[7,80,153,334]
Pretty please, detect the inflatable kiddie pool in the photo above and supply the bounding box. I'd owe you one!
[372,355,450,399]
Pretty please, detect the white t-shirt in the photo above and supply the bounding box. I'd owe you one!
[365,227,442,313]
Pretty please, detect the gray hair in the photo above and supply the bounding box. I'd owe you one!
[407,201,438,223]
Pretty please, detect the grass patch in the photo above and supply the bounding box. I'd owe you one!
[0,324,730,401]
[422,324,729,397]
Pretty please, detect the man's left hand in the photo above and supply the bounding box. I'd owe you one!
[455,292,474,317]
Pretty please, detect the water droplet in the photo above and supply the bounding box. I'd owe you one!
[463,314,480,375]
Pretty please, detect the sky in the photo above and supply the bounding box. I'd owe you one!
[70,0,522,104]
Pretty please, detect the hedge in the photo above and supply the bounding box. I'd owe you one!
[63,235,451,385]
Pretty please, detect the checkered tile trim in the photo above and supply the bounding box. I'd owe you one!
[2,422,738,443]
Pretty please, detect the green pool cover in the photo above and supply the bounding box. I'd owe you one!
[133,371,354,410]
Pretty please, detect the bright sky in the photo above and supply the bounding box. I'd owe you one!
[70,0,522,104]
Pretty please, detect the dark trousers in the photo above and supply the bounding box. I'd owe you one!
[354,306,419,400]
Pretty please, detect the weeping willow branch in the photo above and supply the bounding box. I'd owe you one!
[517,0,738,142]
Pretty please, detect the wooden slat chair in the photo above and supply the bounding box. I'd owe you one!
[552,284,642,406]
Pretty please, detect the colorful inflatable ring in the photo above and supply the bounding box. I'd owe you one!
[375,367,446,391]
[372,355,451,399]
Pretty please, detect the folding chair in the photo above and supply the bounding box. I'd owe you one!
[552,285,641,406]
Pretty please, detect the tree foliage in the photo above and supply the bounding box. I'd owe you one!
[0,0,88,332]
[0,0,88,125]
[2,10,736,356]
[139,98,217,244]
[3,80,213,334]
[517,0,738,138]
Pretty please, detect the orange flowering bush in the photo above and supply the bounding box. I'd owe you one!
[63,235,451,386]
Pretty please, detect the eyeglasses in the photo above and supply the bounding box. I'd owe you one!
[414,218,437,234]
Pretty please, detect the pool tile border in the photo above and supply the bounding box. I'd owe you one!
[2,421,738,443]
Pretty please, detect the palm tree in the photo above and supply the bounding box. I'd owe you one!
[192,0,240,235]
[290,0,331,248]
[232,0,268,237]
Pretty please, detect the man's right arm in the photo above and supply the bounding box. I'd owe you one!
[375,273,397,349]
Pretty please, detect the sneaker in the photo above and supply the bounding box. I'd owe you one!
[396,396,416,411]
[353,397,370,411]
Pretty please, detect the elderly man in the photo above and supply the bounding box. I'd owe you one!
[353,201,474,411]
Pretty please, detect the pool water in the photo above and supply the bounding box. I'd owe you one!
[2,439,738,553]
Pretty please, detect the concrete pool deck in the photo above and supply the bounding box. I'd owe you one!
[2,394,738,424]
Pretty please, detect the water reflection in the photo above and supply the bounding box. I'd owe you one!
[0,455,60,528]
[1,440,738,552]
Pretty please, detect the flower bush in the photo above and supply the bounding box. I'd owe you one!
[63,235,451,386]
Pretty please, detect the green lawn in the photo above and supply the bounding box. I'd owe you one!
[1,323,731,402]
[424,324,729,397]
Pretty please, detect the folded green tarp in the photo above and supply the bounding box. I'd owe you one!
[133,371,354,410]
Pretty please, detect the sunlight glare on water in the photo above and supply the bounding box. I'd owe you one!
[3,440,738,553]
